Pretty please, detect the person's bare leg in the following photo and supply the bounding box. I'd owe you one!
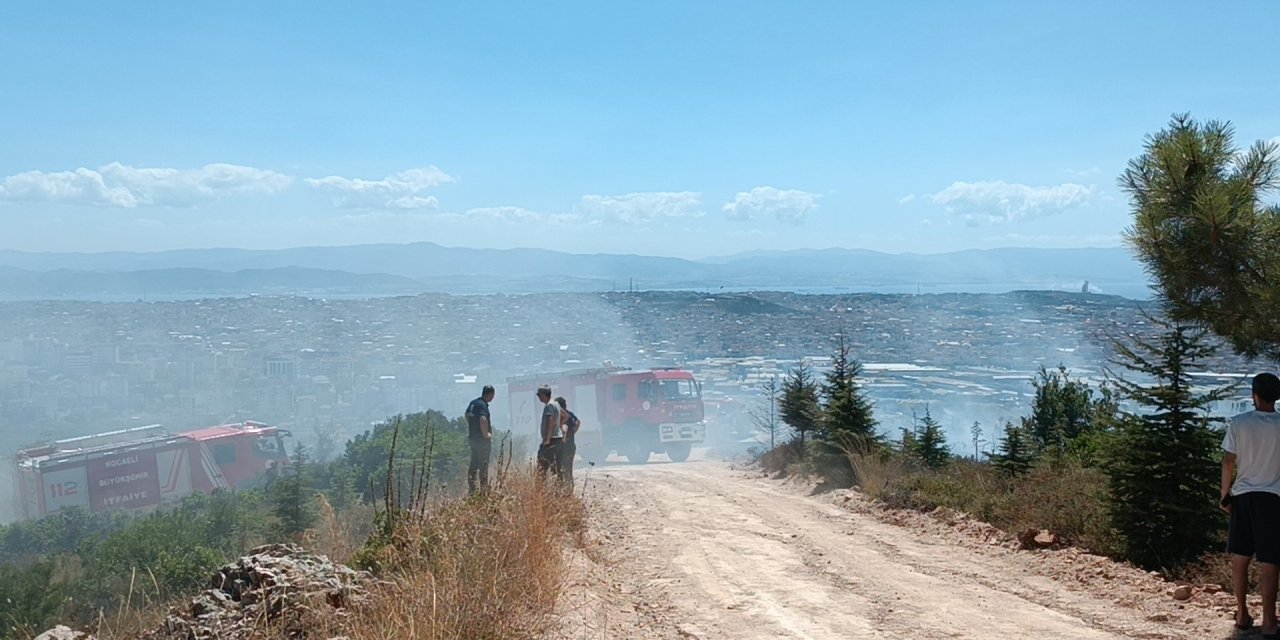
[1235,554,1254,627]
[1261,561,1279,634]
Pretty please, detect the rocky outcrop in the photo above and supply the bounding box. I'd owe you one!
[33,627,92,640]
[1017,528,1060,550]
[145,543,372,640]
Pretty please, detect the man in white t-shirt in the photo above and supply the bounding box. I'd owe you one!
[1222,372,1280,636]
[536,385,563,479]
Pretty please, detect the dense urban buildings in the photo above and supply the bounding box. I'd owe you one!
[0,290,1254,459]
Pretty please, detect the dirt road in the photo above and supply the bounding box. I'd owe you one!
[557,455,1235,640]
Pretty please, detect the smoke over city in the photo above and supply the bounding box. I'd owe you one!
[1,282,1258,522]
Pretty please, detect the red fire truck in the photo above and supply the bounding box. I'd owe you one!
[12,421,290,519]
[506,366,705,464]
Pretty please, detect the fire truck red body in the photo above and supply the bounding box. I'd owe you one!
[13,421,289,519]
[506,366,705,464]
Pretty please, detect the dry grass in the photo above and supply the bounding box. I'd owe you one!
[86,416,585,640]
[756,439,804,477]
[83,569,173,640]
[877,458,1122,557]
[292,468,584,640]
[305,494,377,565]
[844,444,907,500]
[1172,551,1254,592]
[87,469,585,640]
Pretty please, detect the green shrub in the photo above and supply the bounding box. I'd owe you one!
[881,460,1005,523]
[1006,459,1119,555]
[875,456,1121,557]
[754,439,804,477]
[0,558,75,638]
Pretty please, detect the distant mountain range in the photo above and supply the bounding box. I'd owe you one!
[0,243,1153,299]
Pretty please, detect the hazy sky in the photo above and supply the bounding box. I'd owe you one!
[2,2,1278,259]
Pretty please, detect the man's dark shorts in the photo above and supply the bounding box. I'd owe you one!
[537,439,563,473]
[1227,491,1280,564]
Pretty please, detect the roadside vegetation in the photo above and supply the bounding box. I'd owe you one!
[0,411,573,640]
[755,114,1280,584]
[758,313,1231,575]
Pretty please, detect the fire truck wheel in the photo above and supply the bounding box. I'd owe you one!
[624,445,650,464]
[665,442,692,462]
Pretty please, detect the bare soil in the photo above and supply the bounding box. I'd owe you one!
[554,455,1253,640]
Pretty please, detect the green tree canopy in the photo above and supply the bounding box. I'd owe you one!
[1022,365,1118,459]
[269,443,318,540]
[910,408,950,470]
[780,362,821,451]
[819,334,879,449]
[1121,113,1280,359]
[1106,316,1234,570]
[340,410,469,502]
[993,420,1034,476]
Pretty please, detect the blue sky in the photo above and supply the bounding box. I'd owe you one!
[2,1,1277,258]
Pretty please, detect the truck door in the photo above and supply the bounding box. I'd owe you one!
[607,381,630,426]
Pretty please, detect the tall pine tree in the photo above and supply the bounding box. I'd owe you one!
[752,376,784,449]
[780,362,821,454]
[1121,114,1280,360]
[911,408,950,469]
[1106,315,1233,570]
[993,420,1033,476]
[270,443,318,540]
[819,333,879,450]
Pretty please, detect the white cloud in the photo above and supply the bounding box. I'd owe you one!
[304,166,455,210]
[1065,167,1102,178]
[388,195,440,210]
[930,180,1094,225]
[897,194,916,204]
[464,206,579,225]
[723,186,820,224]
[578,191,702,224]
[0,163,292,208]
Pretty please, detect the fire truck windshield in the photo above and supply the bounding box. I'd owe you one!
[661,379,699,400]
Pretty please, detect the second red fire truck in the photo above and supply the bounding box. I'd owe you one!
[506,365,705,464]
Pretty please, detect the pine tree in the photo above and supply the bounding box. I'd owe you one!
[819,333,879,450]
[993,421,1033,476]
[913,408,950,469]
[1106,315,1234,570]
[1022,366,1117,459]
[780,362,821,453]
[751,376,784,449]
[970,421,984,461]
[898,426,917,457]
[1023,366,1091,452]
[270,443,318,540]
[1122,114,1280,359]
